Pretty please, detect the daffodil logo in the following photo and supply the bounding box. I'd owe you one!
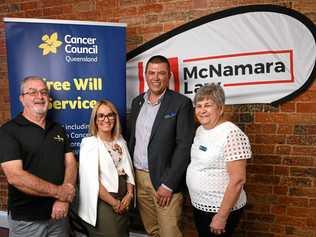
[38,32,62,56]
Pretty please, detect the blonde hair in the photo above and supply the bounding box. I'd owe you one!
[88,100,121,140]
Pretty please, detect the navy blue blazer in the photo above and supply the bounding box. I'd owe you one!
[128,89,195,193]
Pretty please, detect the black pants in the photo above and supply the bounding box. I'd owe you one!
[193,207,244,237]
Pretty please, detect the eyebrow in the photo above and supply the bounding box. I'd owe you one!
[25,87,48,91]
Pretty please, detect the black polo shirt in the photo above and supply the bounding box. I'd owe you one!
[0,114,72,221]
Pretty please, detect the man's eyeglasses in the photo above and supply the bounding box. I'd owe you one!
[96,112,116,121]
[22,89,49,97]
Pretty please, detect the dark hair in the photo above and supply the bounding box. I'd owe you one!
[145,55,170,73]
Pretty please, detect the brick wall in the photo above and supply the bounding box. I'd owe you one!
[0,1,315,236]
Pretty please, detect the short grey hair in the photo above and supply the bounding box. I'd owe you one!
[20,76,47,95]
[194,83,225,107]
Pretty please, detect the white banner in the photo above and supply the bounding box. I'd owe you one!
[126,5,316,109]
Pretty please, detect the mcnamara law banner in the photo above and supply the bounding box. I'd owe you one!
[4,18,126,154]
[126,5,316,108]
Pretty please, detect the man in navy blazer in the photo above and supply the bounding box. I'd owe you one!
[129,55,195,237]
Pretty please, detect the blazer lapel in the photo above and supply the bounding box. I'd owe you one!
[135,97,145,119]
[149,90,171,143]
[131,96,145,137]
[97,136,116,170]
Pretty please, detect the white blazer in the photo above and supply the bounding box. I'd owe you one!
[78,135,135,226]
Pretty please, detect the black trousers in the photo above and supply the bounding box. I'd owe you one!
[193,207,244,237]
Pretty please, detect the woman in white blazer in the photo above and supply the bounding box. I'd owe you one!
[78,100,135,237]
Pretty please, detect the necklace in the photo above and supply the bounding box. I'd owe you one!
[103,139,114,147]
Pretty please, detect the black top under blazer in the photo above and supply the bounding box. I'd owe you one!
[128,89,195,193]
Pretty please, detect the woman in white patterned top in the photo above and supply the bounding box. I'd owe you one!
[78,100,135,237]
[186,84,251,237]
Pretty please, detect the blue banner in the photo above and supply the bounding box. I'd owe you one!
[5,18,126,154]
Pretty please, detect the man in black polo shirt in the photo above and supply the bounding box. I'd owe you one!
[0,76,77,237]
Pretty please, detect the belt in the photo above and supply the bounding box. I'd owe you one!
[135,168,149,173]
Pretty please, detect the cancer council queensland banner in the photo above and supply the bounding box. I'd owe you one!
[126,5,316,109]
[4,18,126,154]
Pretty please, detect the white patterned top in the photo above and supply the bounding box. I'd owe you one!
[186,121,252,213]
[103,140,125,176]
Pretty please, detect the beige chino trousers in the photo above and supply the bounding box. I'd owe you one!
[136,169,183,237]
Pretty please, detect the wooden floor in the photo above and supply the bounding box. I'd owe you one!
[0,228,149,237]
[0,227,8,237]
[0,228,148,237]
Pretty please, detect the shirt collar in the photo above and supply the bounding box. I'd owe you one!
[13,113,54,130]
[143,89,166,106]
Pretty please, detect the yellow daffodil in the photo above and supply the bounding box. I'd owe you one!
[38,32,62,55]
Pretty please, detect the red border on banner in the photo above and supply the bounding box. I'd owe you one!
[183,50,294,87]
[168,57,180,92]
[138,62,145,93]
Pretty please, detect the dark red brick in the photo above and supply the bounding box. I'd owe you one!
[0,3,316,237]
